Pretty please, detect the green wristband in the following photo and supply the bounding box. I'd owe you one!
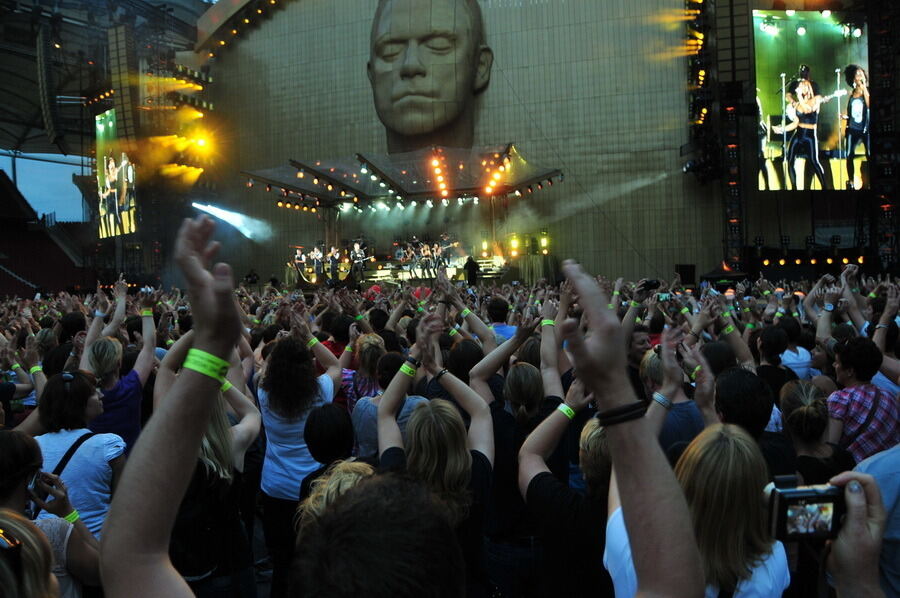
[306,337,320,349]
[774,312,784,318]
[10,363,21,371]
[355,314,364,321]
[182,348,230,382]
[868,292,877,299]
[723,324,735,335]
[745,323,755,330]
[630,301,640,308]
[344,345,353,353]
[680,306,690,314]
[166,339,175,346]
[762,290,771,296]
[64,510,80,523]
[541,319,555,327]
[557,403,576,420]
[417,307,425,313]
[742,307,750,313]
[691,365,702,381]
[399,363,416,377]
[29,365,42,375]
[607,303,614,309]
[141,309,153,317]
[460,308,472,317]
[792,312,799,318]
[612,291,621,296]
[448,328,459,336]
[220,380,233,392]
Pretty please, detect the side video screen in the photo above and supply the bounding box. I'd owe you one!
[753,10,869,191]
[96,109,137,238]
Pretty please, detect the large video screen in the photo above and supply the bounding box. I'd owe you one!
[753,10,869,191]
[96,109,137,238]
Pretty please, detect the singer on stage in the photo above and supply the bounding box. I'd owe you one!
[843,64,869,190]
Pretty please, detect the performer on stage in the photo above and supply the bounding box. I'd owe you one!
[773,67,842,191]
[328,246,341,281]
[310,246,325,280]
[350,242,367,280]
[843,64,870,190]
[420,243,435,279]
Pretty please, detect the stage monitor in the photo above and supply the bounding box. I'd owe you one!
[753,10,869,192]
[95,109,137,238]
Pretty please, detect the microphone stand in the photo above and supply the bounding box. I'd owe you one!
[835,68,844,189]
[781,73,788,189]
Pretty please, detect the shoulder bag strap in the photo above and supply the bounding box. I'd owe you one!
[33,432,95,519]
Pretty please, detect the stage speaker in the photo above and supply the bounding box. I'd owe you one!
[675,264,696,286]
[107,24,139,142]
[36,25,68,154]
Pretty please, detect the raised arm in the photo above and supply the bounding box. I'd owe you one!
[874,285,898,354]
[539,299,564,398]
[560,261,704,598]
[100,215,243,598]
[130,292,158,386]
[469,317,538,403]
[79,290,110,371]
[291,305,341,391]
[101,275,129,337]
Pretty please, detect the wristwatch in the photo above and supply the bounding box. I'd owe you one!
[404,355,421,368]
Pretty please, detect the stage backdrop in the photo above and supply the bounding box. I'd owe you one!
[203,0,722,282]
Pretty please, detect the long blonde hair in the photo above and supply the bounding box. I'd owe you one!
[87,336,123,384]
[405,399,472,525]
[295,460,374,534]
[674,424,772,590]
[199,393,234,482]
[0,509,56,598]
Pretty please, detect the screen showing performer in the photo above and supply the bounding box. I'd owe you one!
[753,11,869,191]
[95,109,138,237]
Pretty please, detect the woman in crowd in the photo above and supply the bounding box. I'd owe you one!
[0,430,101,597]
[378,314,494,596]
[337,330,384,412]
[155,332,261,597]
[756,325,799,401]
[0,508,58,598]
[605,423,791,596]
[257,308,341,598]
[33,371,126,538]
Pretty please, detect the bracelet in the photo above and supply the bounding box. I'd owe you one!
[417,307,425,313]
[141,309,153,317]
[722,324,735,335]
[405,355,421,368]
[220,380,233,392]
[541,319,555,327]
[745,323,755,330]
[418,300,427,306]
[557,403,576,420]
[824,303,835,312]
[792,312,799,318]
[63,510,80,523]
[182,348,230,382]
[306,337,320,348]
[252,318,261,325]
[868,292,877,299]
[94,310,107,318]
[691,365,702,381]
[742,307,751,313]
[762,290,771,296]
[607,303,615,309]
[166,339,175,346]
[635,316,642,323]
[29,365,42,375]
[448,328,459,336]
[630,301,640,308]
[399,363,417,377]
[680,306,690,314]
[612,291,621,296]
[434,368,449,382]
[355,314,364,321]
[652,391,673,411]
[344,345,353,352]
[774,312,784,318]
[596,401,647,427]
[460,308,472,317]
[11,363,21,371]
[875,324,889,330]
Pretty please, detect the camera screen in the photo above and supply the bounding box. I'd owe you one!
[786,501,834,535]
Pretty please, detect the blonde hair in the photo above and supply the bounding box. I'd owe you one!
[406,399,472,525]
[502,362,543,426]
[639,350,663,388]
[578,418,610,496]
[87,336,123,384]
[34,329,57,355]
[295,460,374,533]
[675,424,772,590]
[199,394,234,482]
[779,380,829,444]
[355,333,386,379]
[0,509,56,598]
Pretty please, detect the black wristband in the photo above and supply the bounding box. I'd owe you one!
[596,401,648,427]
[434,368,449,382]
[405,355,421,368]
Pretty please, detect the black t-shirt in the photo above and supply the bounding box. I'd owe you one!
[796,443,856,485]
[526,472,614,598]
[756,365,798,402]
[759,431,798,479]
[379,446,493,596]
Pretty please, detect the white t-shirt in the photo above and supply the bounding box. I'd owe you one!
[35,429,125,538]
[34,517,81,598]
[604,507,790,597]
[258,374,334,500]
[780,346,812,380]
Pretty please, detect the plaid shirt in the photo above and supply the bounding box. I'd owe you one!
[827,384,899,463]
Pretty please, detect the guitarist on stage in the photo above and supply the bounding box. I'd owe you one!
[350,242,368,281]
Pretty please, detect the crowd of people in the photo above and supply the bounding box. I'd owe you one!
[0,215,897,598]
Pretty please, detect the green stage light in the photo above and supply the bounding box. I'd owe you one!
[796,25,806,36]
[852,27,862,38]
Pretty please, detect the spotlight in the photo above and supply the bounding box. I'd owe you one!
[426,200,433,208]
[857,256,864,264]
[810,258,817,265]
[360,165,368,174]
[842,257,849,264]
[411,201,417,207]
[852,27,862,38]
[821,9,831,17]
[276,200,284,208]
[441,198,449,206]
[786,9,795,15]
[795,259,801,265]
[284,202,292,209]
[763,259,770,266]
[826,258,833,264]
[796,25,806,36]
[778,259,786,266]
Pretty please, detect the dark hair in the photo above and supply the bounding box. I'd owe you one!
[515,336,541,369]
[292,474,464,598]
[797,329,816,352]
[834,337,883,383]
[304,404,354,465]
[38,371,98,432]
[120,348,139,378]
[649,311,665,335]
[368,308,389,332]
[378,329,403,353]
[758,326,788,366]
[867,320,898,355]
[0,431,42,502]
[487,297,509,323]
[376,352,405,390]
[124,315,142,344]
[177,314,193,333]
[631,324,649,336]
[844,64,865,86]
[405,317,421,345]
[38,315,55,329]
[262,324,282,344]
[41,342,73,378]
[777,317,801,344]
[446,339,484,384]
[330,315,355,345]
[261,338,319,420]
[714,368,773,439]
[780,381,828,444]
[58,312,86,344]
[700,341,737,378]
